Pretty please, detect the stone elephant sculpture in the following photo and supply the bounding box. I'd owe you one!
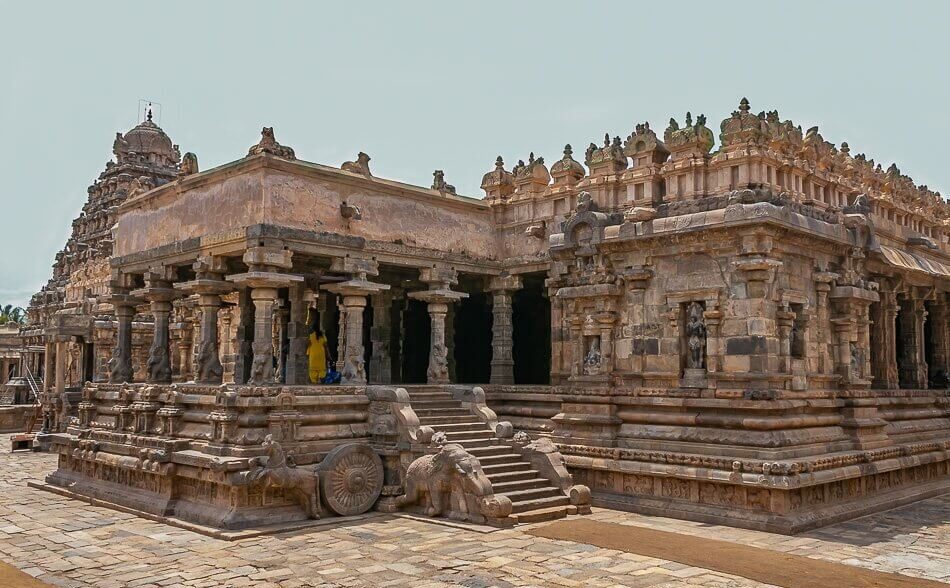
[396,443,502,521]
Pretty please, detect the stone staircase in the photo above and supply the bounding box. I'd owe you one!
[405,387,577,524]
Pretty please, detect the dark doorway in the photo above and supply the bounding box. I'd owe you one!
[454,292,492,383]
[924,300,936,383]
[82,341,95,384]
[896,296,909,388]
[320,292,342,369]
[401,299,431,383]
[513,275,551,384]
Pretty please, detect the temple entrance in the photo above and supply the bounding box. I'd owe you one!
[453,291,492,384]
[401,299,431,383]
[513,275,551,385]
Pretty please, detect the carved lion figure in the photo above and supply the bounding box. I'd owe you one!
[396,443,493,520]
[341,152,372,176]
[426,343,449,383]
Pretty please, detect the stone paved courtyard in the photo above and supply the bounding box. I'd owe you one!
[0,445,947,588]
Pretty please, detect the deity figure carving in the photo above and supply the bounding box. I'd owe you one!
[127,176,154,199]
[583,337,602,375]
[427,343,449,382]
[196,334,223,384]
[685,302,707,370]
[342,353,365,384]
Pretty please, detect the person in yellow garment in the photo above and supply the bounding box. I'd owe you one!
[307,326,329,384]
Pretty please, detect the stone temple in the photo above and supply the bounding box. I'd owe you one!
[21,99,950,534]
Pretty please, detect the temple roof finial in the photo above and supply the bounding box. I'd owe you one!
[146,102,153,122]
[739,97,750,113]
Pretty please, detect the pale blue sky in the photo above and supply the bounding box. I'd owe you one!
[2,1,949,309]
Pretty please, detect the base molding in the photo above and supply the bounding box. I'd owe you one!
[572,461,950,534]
[27,480,377,540]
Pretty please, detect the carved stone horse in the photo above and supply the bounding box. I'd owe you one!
[250,435,321,519]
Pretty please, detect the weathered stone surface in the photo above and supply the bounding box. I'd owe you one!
[19,99,950,535]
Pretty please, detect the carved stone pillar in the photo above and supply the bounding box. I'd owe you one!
[252,287,278,384]
[369,290,393,384]
[195,294,225,383]
[341,295,367,384]
[42,342,53,392]
[54,339,66,395]
[284,283,311,385]
[871,287,899,389]
[428,302,450,384]
[814,273,835,375]
[131,267,178,384]
[148,301,173,384]
[899,294,928,389]
[489,275,522,385]
[830,284,878,387]
[408,267,468,385]
[108,303,136,383]
[322,256,390,385]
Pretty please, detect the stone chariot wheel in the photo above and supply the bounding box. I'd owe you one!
[319,443,384,516]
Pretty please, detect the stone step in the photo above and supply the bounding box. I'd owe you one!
[464,445,514,457]
[413,407,471,416]
[486,469,543,483]
[441,430,495,442]
[510,495,570,514]
[425,422,489,433]
[512,505,572,524]
[477,453,526,466]
[409,398,462,408]
[491,478,551,493]
[445,438,497,448]
[497,486,563,503]
[481,461,534,475]
[406,392,457,401]
[418,416,483,425]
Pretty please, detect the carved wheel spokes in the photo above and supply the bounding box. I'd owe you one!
[319,443,384,516]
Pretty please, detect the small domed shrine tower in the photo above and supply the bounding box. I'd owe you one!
[21,108,181,398]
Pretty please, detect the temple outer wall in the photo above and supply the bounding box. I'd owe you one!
[114,156,497,261]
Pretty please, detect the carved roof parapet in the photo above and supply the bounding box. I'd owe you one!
[664,112,714,159]
[511,152,551,195]
[584,133,628,175]
[550,144,586,186]
[622,121,670,166]
[480,156,515,201]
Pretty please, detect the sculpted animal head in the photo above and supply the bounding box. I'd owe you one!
[357,152,370,165]
[434,444,491,496]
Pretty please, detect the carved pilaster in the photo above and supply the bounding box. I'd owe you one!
[488,274,522,385]
[369,290,393,384]
[899,294,928,389]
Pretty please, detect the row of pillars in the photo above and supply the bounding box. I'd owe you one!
[871,288,949,389]
[108,250,525,387]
